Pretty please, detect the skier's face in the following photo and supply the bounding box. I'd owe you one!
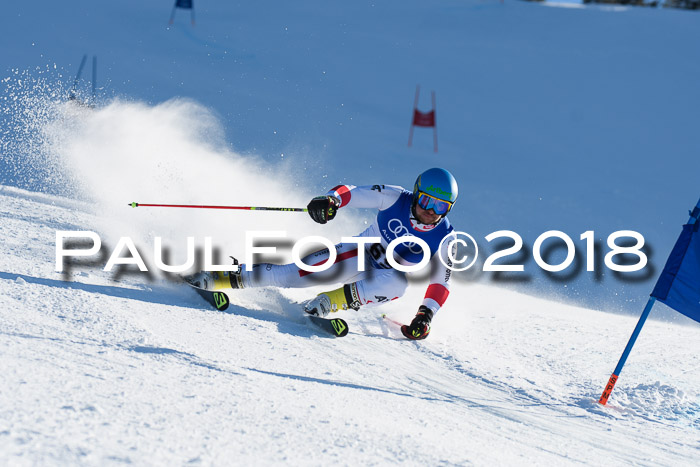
[415,204,442,225]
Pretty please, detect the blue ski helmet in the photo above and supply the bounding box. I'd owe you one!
[413,168,458,216]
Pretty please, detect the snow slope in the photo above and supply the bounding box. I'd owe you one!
[1,184,699,465]
[2,0,700,464]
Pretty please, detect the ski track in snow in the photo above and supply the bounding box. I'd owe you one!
[1,186,699,465]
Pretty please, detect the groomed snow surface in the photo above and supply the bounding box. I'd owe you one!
[1,185,698,464]
[2,0,700,464]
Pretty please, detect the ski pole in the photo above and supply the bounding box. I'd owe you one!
[381,314,404,327]
[129,202,307,212]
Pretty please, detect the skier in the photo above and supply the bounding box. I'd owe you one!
[188,167,458,340]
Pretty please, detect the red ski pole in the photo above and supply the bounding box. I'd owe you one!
[129,202,307,213]
[381,314,404,327]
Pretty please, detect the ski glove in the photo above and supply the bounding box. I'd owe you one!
[401,306,434,340]
[307,195,340,224]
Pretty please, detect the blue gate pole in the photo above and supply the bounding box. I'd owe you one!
[599,297,656,405]
[599,198,700,405]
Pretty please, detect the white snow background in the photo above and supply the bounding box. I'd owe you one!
[1,0,699,464]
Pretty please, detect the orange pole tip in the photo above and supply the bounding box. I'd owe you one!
[599,374,619,405]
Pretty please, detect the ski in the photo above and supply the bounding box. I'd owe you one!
[307,315,349,337]
[185,282,230,312]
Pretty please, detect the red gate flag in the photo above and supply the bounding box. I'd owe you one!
[407,85,438,153]
[412,108,435,127]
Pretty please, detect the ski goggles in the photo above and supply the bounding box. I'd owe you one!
[416,191,453,215]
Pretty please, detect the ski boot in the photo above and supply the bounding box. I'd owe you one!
[184,258,244,291]
[303,284,361,317]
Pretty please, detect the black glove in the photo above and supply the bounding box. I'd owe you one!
[307,195,340,224]
[401,306,434,340]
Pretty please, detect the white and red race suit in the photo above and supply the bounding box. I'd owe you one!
[240,184,455,314]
